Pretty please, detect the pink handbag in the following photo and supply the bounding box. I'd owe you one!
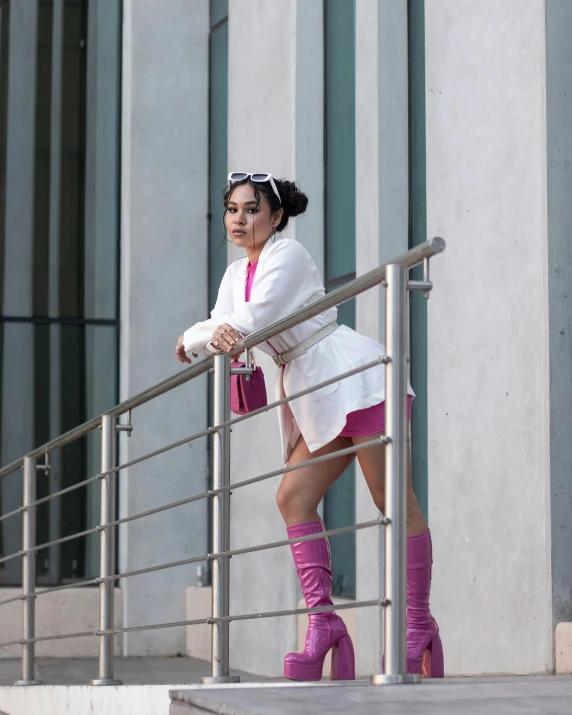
[230,350,267,415]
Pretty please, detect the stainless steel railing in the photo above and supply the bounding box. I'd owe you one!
[0,236,445,686]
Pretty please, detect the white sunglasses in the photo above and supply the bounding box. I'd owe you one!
[227,172,282,205]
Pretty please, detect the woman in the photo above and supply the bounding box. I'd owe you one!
[175,173,443,681]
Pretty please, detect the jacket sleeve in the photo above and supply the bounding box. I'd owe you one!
[182,264,234,356]
[210,240,317,337]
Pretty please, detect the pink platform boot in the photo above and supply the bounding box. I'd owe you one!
[406,530,444,678]
[284,520,355,681]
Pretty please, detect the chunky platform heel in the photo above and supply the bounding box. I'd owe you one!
[421,632,444,679]
[330,634,355,681]
[406,531,444,678]
[283,520,356,682]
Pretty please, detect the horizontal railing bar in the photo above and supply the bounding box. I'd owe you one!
[99,356,387,481]
[0,418,103,480]
[0,505,23,524]
[103,554,209,583]
[0,593,22,607]
[5,599,387,646]
[97,518,386,585]
[0,578,98,608]
[0,575,98,607]
[0,441,386,568]
[0,463,22,481]
[29,527,100,556]
[0,525,100,566]
[0,238,443,481]
[212,437,388,497]
[215,517,388,561]
[231,237,445,356]
[105,599,388,636]
[107,436,387,530]
[34,577,98,598]
[0,552,20,566]
[26,473,101,510]
[5,357,385,517]
[30,630,96,644]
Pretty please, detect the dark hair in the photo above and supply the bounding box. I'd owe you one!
[223,177,308,232]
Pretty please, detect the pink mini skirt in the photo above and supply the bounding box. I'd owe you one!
[339,395,414,437]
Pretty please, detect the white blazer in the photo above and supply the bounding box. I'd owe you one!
[183,234,414,463]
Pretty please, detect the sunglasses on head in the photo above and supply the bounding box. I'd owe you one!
[227,172,282,205]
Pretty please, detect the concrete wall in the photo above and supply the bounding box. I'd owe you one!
[425,0,554,674]
[119,0,210,656]
[112,0,572,676]
[226,0,324,676]
[545,0,572,629]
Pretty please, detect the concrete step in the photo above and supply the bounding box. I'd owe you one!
[169,676,572,715]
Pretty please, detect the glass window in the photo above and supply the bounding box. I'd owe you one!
[408,0,428,519]
[323,0,357,599]
[208,0,228,310]
[0,0,121,586]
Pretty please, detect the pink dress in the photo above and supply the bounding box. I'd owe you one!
[245,259,412,437]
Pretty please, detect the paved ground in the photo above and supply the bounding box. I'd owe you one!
[2,661,571,714]
[0,657,267,687]
[170,676,572,715]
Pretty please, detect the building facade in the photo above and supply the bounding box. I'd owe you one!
[0,0,571,678]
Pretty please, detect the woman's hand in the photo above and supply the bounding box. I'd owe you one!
[175,335,195,364]
[211,323,243,353]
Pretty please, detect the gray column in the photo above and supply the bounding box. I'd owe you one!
[226,0,324,676]
[545,0,572,631]
[354,0,410,676]
[46,0,64,587]
[84,0,122,579]
[425,0,564,674]
[119,0,210,655]
[0,0,38,585]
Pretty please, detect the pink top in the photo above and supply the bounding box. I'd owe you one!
[245,259,258,302]
[244,257,412,436]
[245,259,280,357]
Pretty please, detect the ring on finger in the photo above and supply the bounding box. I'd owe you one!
[214,340,219,346]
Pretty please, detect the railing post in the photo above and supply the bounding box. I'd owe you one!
[202,354,239,684]
[91,415,122,685]
[372,263,420,685]
[14,456,42,686]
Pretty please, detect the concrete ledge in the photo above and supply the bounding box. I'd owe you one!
[0,588,122,658]
[0,684,187,715]
[169,677,572,714]
[556,622,572,674]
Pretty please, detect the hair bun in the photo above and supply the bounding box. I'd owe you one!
[278,179,308,218]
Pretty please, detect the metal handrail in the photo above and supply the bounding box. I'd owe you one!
[97,356,389,481]
[0,237,445,688]
[0,519,386,635]
[0,237,444,480]
[0,357,385,541]
[2,600,388,649]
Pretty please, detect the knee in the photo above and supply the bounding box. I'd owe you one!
[276,483,298,520]
[371,491,385,514]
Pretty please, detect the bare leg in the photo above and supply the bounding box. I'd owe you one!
[276,434,355,526]
[352,434,428,536]
[278,433,357,681]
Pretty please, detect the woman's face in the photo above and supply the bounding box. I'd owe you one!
[225,182,282,254]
